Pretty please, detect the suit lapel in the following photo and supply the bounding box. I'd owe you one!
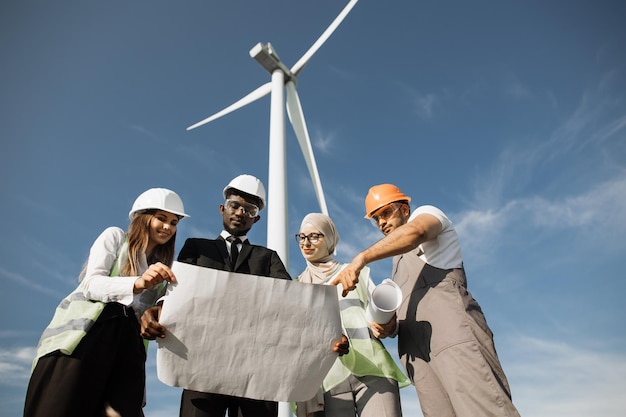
[216,236,231,270]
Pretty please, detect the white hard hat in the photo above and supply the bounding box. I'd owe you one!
[223,174,266,210]
[129,188,190,220]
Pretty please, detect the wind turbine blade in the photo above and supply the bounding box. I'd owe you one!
[290,0,359,76]
[186,82,272,131]
[285,81,329,215]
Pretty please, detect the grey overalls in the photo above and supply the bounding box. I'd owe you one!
[392,247,521,417]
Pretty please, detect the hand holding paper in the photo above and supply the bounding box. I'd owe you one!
[140,305,166,339]
[369,313,398,339]
[333,334,349,355]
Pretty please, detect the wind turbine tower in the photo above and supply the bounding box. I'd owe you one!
[187,0,360,269]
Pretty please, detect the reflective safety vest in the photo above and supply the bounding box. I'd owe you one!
[319,266,410,391]
[32,239,129,370]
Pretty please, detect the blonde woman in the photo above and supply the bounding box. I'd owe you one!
[24,188,189,417]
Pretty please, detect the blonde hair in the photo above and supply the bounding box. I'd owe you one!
[78,211,177,281]
[121,210,176,276]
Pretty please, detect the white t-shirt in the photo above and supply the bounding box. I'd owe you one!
[409,205,463,270]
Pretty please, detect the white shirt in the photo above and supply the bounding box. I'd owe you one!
[220,230,248,256]
[409,205,463,270]
[81,226,160,317]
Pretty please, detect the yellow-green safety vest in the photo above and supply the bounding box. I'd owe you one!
[32,239,129,370]
[302,266,410,392]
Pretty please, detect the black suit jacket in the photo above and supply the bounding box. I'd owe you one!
[177,237,291,280]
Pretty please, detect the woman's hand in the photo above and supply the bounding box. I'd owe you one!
[133,262,177,293]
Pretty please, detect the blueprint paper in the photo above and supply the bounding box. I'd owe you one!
[156,261,342,402]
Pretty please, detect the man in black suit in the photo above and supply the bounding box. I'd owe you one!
[141,174,291,417]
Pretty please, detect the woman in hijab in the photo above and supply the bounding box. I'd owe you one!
[295,213,409,417]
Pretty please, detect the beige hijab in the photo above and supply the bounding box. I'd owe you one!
[297,213,341,285]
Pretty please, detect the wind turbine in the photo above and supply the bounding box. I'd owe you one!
[187,0,359,267]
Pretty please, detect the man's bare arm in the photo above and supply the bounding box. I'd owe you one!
[334,213,442,296]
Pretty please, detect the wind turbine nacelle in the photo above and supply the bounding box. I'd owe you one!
[249,42,293,80]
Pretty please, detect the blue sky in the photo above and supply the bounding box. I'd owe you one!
[1,1,625,416]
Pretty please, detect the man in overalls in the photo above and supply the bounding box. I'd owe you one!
[334,184,521,417]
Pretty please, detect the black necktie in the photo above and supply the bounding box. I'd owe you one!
[227,236,241,268]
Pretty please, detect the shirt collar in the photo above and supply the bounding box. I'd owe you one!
[220,230,248,243]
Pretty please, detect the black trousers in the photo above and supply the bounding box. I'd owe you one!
[24,303,146,417]
[180,390,278,417]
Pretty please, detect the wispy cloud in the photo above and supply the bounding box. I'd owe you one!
[394,79,444,120]
[414,92,439,119]
[327,64,359,82]
[456,173,626,267]
[129,124,166,144]
[528,175,626,233]
[0,346,35,388]
[21,236,83,284]
[454,74,626,262]
[176,143,223,173]
[0,267,66,299]
[375,333,626,417]
[502,335,626,417]
[467,97,621,207]
[503,73,531,99]
[1,234,81,297]
[312,128,335,154]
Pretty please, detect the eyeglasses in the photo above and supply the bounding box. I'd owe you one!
[370,202,403,227]
[224,199,259,218]
[295,233,324,244]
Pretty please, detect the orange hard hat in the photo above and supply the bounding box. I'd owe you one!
[364,184,411,218]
